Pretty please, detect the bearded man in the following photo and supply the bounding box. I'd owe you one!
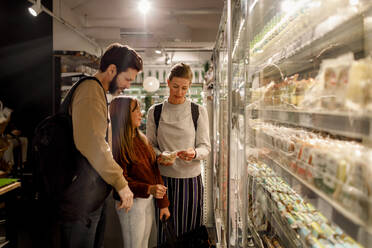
[61,43,142,247]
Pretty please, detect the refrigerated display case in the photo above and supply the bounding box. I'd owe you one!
[212,0,372,247]
[213,4,229,245]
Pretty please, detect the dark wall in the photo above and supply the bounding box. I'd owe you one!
[0,2,57,247]
[0,0,54,139]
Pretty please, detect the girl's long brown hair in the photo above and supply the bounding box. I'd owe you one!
[110,96,155,166]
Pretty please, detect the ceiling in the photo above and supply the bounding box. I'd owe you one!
[59,0,224,54]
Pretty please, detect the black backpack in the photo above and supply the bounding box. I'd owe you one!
[33,77,111,221]
[154,102,199,134]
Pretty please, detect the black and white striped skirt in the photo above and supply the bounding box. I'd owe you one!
[156,175,204,245]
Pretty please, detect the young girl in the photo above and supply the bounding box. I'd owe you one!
[110,96,170,248]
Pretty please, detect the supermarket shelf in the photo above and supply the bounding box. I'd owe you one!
[0,182,20,196]
[251,108,371,139]
[0,240,9,248]
[214,215,222,246]
[246,217,264,248]
[61,72,90,77]
[61,85,72,91]
[250,2,372,77]
[266,205,304,248]
[249,174,305,248]
[261,153,372,246]
[55,50,99,69]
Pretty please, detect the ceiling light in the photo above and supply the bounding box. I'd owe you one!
[155,49,162,54]
[28,0,42,17]
[138,0,151,14]
[349,0,359,5]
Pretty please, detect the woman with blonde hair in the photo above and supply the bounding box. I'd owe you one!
[146,63,211,245]
[110,96,170,248]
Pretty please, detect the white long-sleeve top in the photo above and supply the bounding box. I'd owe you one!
[146,99,211,178]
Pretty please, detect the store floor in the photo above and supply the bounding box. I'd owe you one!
[12,189,157,248]
[12,183,215,248]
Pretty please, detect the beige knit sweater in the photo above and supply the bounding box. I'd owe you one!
[70,79,128,192]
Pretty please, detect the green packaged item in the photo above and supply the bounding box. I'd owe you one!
[285,212,296,225]
[298,226,311,239]
[311,222,323,238]
[308,235,325,248]
[320,223,335,238]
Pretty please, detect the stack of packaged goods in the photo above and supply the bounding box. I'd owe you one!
[262,235,284,248]
[248,160,363,248]
[249,54,372,113]
[249,121,372,226]
[302,54,372,113]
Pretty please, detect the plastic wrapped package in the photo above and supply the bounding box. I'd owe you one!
[295,78,316,107]
[312,149,329,190]
[345,57,372,112]
[318,53,354,110]
[263,82,276,106]
[250,120,372,227]
[315,152,342,196]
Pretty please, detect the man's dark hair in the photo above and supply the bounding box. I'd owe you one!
[99,43,143,73]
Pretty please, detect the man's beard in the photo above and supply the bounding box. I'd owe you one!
[108,74,122,95]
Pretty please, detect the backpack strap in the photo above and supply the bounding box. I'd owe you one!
[191,102,199,131]
[59,76,108,114]
[59,76,109,141]
[154,103,163,135]
[154,102,199,137]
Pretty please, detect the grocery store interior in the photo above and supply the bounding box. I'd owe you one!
[1,0,372,247]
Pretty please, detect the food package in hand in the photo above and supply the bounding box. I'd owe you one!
[161,151,178,164]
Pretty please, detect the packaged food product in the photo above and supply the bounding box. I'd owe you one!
[310,222,323,238]
[272,238,283,248]
[161,151,178,164]
[296,78,316,107]
[307,235,325,248]
[318,53,354,110]
[264,82,276,106]
[298,225,311,239]
[263,235,275,248]
[345,57,372,112]
[312,150,328,191]
[321,154,340,195]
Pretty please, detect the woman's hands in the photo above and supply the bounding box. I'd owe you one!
[157,148,196,165]
[148,184,167,199]
[177,148,196,161]
[160,207,171,220]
